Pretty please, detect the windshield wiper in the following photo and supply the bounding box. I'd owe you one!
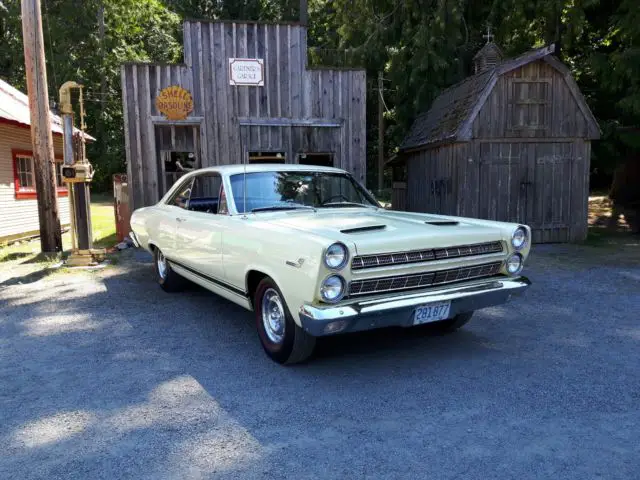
[251,205,315,213]
[319,201,375,208]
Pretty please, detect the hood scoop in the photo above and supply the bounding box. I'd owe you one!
[426,220,459,226]
[340,224,387,234]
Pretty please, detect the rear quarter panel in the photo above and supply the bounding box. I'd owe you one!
[130,205,179,258]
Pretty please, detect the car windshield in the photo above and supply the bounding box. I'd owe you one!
[229,171,378,213]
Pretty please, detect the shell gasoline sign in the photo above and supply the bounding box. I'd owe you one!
[155,86,194,121]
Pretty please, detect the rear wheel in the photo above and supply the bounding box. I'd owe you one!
[254,277,316,365]
[153,247,186,292]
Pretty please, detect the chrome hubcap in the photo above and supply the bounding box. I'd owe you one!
[157,250,168,279]
[261,288,285,344]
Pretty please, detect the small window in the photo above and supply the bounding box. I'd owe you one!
[12,150,68,200]
[508,80,550,130]
[169,178,194,209]
[298,153,333,167]
[16,155,34,189]
[249,151,285,164]
[165,151,197,173]
[55,163,66,188]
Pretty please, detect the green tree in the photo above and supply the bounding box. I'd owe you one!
[0,0,182,190]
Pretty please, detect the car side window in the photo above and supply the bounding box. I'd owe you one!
[188,173,225,215]
[168,178,194,209]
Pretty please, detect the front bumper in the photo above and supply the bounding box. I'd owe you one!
[298,276,531,336]
[128,231,141,248]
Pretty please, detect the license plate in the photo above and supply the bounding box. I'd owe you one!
[413,301,452,325]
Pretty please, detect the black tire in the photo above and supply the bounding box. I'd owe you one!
[153,247,186,292]
[430,311,474,334]
[410,311,475,336]
[254,277,316,365]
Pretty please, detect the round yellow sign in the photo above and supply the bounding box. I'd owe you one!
[155,85,194,121]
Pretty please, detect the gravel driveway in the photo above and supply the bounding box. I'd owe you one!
[1,245,639,479]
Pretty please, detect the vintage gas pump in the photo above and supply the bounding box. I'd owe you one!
[59,81,105,266]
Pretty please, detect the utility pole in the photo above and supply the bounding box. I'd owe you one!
[21,0,62,254]
[98,2,106,129]
[299,0,308,25]
[377,71,385,193]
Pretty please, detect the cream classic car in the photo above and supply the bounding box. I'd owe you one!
[130,164,531,364]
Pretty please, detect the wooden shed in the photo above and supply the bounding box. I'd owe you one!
[121,19,366,211]
[397,44,600,243]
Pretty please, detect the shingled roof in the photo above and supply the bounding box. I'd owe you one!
[399,44,602,152]
[400,68,494,151]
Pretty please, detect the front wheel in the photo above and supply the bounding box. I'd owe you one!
[254,277,316,364]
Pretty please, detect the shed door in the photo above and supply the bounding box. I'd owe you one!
[529,143,574,243]
[478,143,528,223]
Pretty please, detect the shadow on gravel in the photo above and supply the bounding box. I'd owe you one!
[1,246,639,479]
[0,252,32,262]
[0,265,61,287]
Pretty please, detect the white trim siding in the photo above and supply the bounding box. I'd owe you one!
[0,123,71,241]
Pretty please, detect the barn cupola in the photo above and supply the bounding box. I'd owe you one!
[473,26,504,74]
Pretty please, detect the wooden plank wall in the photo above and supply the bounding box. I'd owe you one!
[391,182,407,210]
[121,63,192,209]
[406,144,459,216]
[471,60,591,139]
[122,21,366,210]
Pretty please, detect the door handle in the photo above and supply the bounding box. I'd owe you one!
[176,217,186,223]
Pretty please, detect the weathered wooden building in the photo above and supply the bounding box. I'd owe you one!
[396,44,600,243]
[121,20,366,210]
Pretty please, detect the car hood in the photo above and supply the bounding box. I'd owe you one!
[263,208,506,255]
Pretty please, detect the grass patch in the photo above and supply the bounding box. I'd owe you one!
[91,201,118,249]
[0,195,116,264]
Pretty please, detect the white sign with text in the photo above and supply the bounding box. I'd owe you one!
[229,58,264,86]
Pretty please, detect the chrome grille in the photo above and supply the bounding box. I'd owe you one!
[348,262,503,297]
[351,241,503,270]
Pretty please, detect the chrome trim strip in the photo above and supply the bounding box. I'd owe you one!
[351,241,504,270]
[299,276,531,322]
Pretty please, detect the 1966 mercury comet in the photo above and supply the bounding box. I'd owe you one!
[130,164,531,364]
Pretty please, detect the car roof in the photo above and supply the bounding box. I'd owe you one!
[193,164,349,176]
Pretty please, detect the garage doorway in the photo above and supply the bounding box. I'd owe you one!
[249,151,285,164]
[155,124,201,194]
[298,153,333,167]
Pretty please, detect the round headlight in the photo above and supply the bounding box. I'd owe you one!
[506,253,523,275]
[324,243,348,269]
[511,226,528,250]
[320,275,345,302]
